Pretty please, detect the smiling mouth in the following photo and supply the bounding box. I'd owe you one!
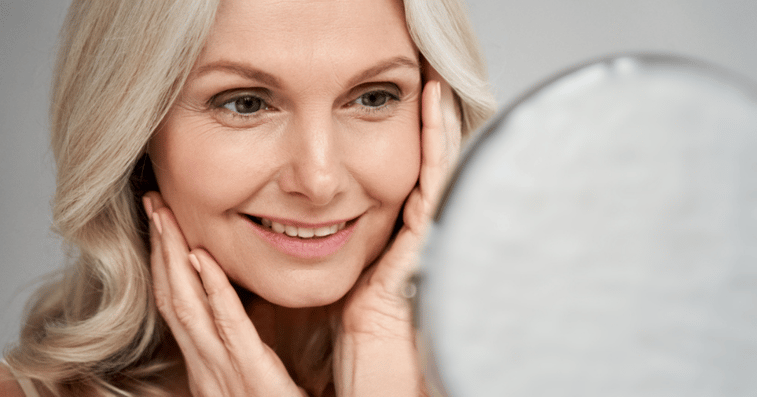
[246,215,354,239]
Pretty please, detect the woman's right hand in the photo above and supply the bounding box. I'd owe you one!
[144,192,307,397]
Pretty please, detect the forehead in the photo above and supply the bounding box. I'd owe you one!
[198,0,418,76]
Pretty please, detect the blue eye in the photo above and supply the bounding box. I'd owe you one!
[354,90,399,108]
[222,95,268,115]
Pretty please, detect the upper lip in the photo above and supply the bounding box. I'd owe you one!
[244,214,360,228]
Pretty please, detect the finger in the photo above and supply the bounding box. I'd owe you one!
[145,193,182,333]
[144,195,199,358]
[403,81,443,232]
[157,211,227,355]
[191,249,268,360]
[144,193,226,362]
[193,250,305,394]
[424,62,463,153]
[420,80,460,208]
[420,80,444,170]
[148,193,215,327]
[373,225,424,306]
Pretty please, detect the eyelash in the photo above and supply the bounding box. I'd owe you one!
[350,89,400,113]
[209,86,402,124]
[210,91,271,120]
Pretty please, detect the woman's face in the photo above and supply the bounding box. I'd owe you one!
[150,0,421,307]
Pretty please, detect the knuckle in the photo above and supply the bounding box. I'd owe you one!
[211,304,245,339]
[153,290,172,317]
[214,316,240,339]
[172,297,198,328]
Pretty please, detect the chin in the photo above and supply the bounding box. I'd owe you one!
[257,284,352,309]
[235,264,365,309]
[223,222,392,309]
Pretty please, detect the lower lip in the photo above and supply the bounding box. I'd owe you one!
[246,217,357,259]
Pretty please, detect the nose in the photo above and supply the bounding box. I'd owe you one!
[277,114,346,206]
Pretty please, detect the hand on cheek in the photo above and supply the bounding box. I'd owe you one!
[143,191,307,397]
[333,73,462,396]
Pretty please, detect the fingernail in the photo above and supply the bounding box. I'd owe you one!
[188,253,201,273]
[151,212,163,235]
[435,81,442,103]
[142,195,153,216]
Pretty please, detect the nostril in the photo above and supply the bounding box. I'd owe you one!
[276,153,346,206]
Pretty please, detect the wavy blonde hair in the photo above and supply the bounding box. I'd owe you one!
[4,0,495,395]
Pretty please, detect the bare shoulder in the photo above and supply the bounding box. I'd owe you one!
[0,364,28,397]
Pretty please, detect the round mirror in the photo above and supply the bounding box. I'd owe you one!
[417,54,757,397]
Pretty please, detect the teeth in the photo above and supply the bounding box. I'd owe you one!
[298,227,314,238]
[284,225,298,237]
[314,226,332,237]
[272,221,285,234]
[266,219,347,239]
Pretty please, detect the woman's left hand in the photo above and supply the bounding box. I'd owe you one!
[333,67,462,397]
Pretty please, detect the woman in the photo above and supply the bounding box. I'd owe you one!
[1,0,495,395]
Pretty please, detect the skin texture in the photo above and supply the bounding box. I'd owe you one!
[150,0,423,308]
[145,0,462,395]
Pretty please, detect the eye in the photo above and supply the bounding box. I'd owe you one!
[222,95,268,115]
[354,90,399,109]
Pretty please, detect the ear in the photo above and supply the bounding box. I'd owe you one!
[131,120,164,206]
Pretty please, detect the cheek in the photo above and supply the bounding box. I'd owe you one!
[152,133,221,208]
[347,117,421,204]
[153,114,266,200]
[149,118,266,244]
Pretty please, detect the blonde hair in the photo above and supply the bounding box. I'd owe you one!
[5,0,495,395]
[405,0,497,134]
[6,1,219,395]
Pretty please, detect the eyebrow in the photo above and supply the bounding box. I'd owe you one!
[193,56,420,89]
[344,56,420,87]
[195,61,283,88]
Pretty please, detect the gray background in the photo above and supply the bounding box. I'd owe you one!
[2,0,757,349]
